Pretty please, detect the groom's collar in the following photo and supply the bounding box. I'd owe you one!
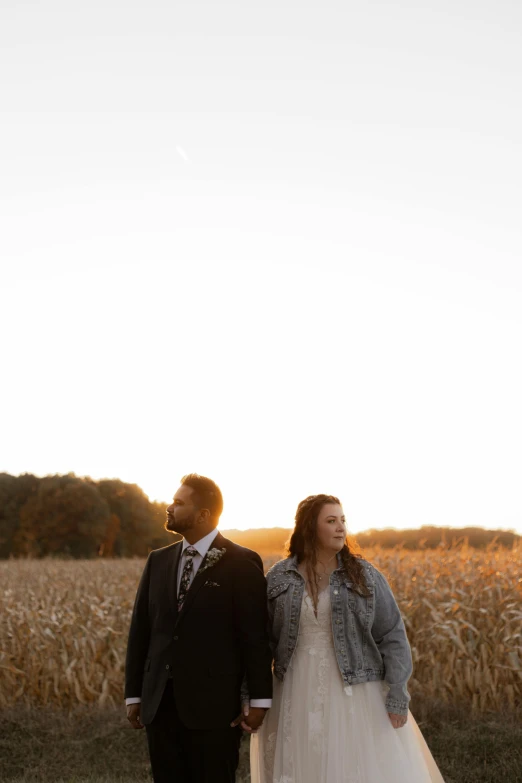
[181,528,219,559]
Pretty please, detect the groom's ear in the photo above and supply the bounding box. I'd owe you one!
[199,507,211,523]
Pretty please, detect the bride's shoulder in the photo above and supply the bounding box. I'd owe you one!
[266,556,294,582]
[358,557,374,573]
[355,558,393,591]
[353,557,380,585]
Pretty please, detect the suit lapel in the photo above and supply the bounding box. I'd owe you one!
[174,532,228,627]
[167,541,183,619]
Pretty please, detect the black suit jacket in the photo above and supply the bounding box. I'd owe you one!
[125,532,273,729]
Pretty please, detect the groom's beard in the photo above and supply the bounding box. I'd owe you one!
[165,510,197,535]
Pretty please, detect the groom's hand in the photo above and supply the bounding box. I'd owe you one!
[243,706,267,732]
[127,703,144,730]
[231,704,267,733]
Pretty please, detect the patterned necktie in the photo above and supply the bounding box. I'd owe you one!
[177,546,198,611]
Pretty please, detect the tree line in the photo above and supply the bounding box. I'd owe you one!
[0,472,173,558]
[0,473,519,559]
[225,525,520,559]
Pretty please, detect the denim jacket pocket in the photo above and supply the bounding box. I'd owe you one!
[339,573,354,588]
[268,579,293,653]
[268,581,291,627]
[338,580,358,610]
[268,581,291,600]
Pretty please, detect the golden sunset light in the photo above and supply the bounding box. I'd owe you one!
[2,260,522,535]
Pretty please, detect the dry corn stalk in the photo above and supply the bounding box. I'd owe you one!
[0,545,520,713]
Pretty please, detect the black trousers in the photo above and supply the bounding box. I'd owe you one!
[145,683,242,783]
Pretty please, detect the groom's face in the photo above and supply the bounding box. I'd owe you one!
[166,485,199,534]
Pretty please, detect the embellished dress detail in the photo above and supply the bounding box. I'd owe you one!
[250,588,444,783]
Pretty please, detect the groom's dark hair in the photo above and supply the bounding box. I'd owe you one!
[180,474,224,520]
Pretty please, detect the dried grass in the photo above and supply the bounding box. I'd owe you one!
[1,545,520,713]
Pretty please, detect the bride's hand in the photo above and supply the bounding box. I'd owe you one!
[388,712,407,729]
[231,702,251,731]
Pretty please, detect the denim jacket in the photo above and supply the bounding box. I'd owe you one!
[266,555,413,716]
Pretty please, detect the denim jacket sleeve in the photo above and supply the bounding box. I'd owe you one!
[240,576,278,706]
[267,595,277,656]
[370,566,412,716]
[266,565,290,656]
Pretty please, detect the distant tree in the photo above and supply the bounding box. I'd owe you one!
[355,525,519,550]
[149,500,177,549]
[0,473,174,558]
[99,513,121,557]
[0,473,39,557]
[13,474,110,557]
[96,480,171,556]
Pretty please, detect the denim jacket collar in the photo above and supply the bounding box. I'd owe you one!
[284,554,300,574]
[285,552,344,574]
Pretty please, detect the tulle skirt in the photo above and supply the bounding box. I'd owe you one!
[250,651,445,783]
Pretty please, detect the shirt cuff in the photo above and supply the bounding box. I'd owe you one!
[250,699,272,708]
[125,697,142,705]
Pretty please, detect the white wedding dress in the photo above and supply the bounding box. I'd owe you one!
[250,588,445,783]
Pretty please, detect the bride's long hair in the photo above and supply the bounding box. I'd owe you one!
[286,494,371,611]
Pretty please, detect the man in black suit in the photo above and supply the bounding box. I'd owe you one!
[125,474,273,782]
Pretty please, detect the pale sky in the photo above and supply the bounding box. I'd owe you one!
[1,1,521,534]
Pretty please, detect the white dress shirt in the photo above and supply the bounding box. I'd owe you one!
[126,529,271,709]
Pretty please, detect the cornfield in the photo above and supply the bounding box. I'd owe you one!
[1,545,520,713]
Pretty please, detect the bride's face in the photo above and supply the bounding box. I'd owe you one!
[315,503,347,554]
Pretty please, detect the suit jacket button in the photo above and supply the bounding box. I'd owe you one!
[165,664,170,670]
[173,636,179,641]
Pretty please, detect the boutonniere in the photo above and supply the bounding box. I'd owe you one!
[199,547,226,575]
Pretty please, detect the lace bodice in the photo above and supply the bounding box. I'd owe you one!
[296,588,334,654]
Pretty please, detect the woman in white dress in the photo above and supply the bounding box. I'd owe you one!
[250,494,445,783]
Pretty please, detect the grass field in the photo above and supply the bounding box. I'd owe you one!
[2,702,521,783]
[1,545,521,781]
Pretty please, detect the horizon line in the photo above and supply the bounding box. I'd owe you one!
[219,524,520,536]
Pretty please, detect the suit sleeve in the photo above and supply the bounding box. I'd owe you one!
[124,553,152,700]
[232,552,273,702]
